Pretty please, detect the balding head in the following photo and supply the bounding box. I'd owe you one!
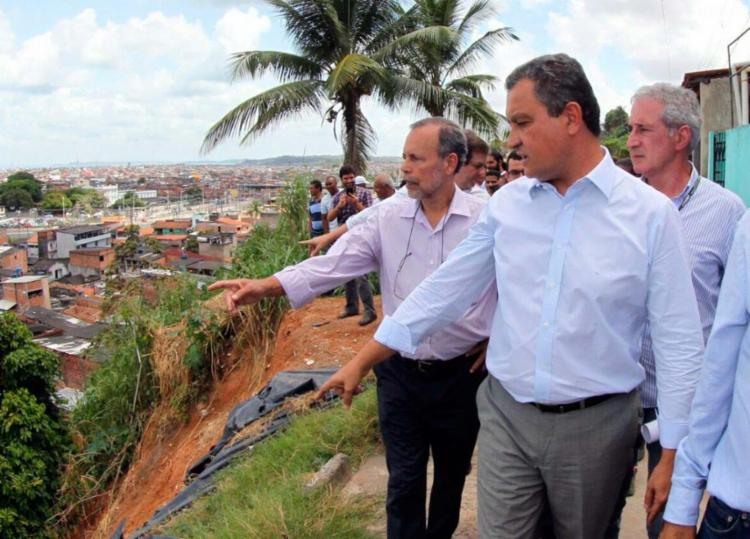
[374,173,395,200]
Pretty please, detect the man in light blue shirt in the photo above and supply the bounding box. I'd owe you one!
[317,54,705,537]
[662,211,750,539]
[619,83,745,538]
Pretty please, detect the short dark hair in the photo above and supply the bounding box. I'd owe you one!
[309,179,322,190]
[507,150,523,162]
[486,168,502,179]
[505,53,601,136]
[339,164,356,178]
[464,130,490,161]
[489,149,505,171]
[410,117,467,173]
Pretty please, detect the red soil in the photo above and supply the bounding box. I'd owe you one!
[88,296,381,537]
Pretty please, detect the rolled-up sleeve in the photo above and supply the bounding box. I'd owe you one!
[275,219,380,308]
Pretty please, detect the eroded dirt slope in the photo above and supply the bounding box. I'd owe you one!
[90,296,381,538]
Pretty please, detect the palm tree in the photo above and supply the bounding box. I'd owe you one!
[202,0,418,173]
[202,1,517,172]
[399,0,518,140]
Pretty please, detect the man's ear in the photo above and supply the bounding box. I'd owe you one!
[445,153,460,174]
[562,101,585,135]
[673,125,692,153]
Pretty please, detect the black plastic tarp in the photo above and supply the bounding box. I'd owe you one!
[111,368,336,539]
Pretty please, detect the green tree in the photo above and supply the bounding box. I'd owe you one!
[0,187,34,210]
[6,171,36,182]
[184,186,202,201]
[111,192,145,209]
[601,105,630,159]
[144,237,164,254]
[603,105,629,136]
[202,0,466,173]
[65,187,108,211]
[0,313,68,538]
[0,175,43,204]
[41,190,72,211]
[185,235,200,253]
[398,0,517,138]
[115,225,140,262]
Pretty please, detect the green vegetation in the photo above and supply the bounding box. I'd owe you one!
[111,191,146,209]
[0,312,69,538]
[65,187,108,210]
[0,171,43,210]
[403,0,517,131]
[56,174,312,531]
[162,389,381,538]
[602,105,630,159]
[202,0,516,173]
[41,190,72,211]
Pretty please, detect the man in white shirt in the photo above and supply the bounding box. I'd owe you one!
[455,130,490,200]
[320,175,339,232]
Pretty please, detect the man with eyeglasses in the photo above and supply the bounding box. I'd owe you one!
[208,117,495,539]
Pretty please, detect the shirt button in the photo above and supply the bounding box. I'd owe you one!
[429,260,434,265]
[542,321,550,328]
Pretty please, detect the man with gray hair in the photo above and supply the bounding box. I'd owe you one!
[210,117,494,539]
[318,53,705,538]
[622,82,745,538]
[373,173,396,203]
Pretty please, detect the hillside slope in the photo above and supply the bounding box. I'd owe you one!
[89,296,382,537]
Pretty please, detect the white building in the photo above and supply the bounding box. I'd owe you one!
[56,225,111,258]
[95,185,120,206]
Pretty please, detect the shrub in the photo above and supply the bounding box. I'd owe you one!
[0,314,68,538]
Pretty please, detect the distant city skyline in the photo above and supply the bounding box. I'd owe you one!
[2,0,750,168]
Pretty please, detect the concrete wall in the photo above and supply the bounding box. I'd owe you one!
[700,78,733,175]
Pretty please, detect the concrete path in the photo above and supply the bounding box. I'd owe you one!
[344,449,652,538]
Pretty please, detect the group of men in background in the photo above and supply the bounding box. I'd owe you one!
[217,52,750,539]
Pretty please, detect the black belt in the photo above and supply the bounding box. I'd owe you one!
[530,393,621,414]
[396,351,480,376]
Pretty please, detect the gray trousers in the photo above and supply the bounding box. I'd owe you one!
[477,375,640,539]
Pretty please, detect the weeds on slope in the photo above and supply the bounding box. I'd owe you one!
[54,175,312,533]
[162,389,381,539]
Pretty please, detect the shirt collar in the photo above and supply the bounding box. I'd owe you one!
[400,185,474,219]
[528,147,616,200]
[672,164,700,202]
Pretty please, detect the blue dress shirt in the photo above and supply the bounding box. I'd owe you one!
[640,166,745,408]
[375,150,704,448]
[664,210,750,525]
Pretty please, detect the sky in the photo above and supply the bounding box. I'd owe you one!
[2,0,750,168]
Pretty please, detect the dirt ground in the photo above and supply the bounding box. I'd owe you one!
[88,296,382,538]
[344,447,652,538]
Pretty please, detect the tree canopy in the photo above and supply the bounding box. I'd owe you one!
[601,105,630,160]
[0,174,43,208]
[202,0,517,173]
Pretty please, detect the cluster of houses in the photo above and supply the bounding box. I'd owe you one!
[0,211,271,407]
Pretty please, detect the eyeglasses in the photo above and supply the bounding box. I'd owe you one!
[393,205,446,300]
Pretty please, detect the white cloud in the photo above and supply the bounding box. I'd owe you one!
[215,6,271,54]
[3,0,750,167]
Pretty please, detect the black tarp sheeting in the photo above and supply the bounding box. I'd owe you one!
[110,368,337,539]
